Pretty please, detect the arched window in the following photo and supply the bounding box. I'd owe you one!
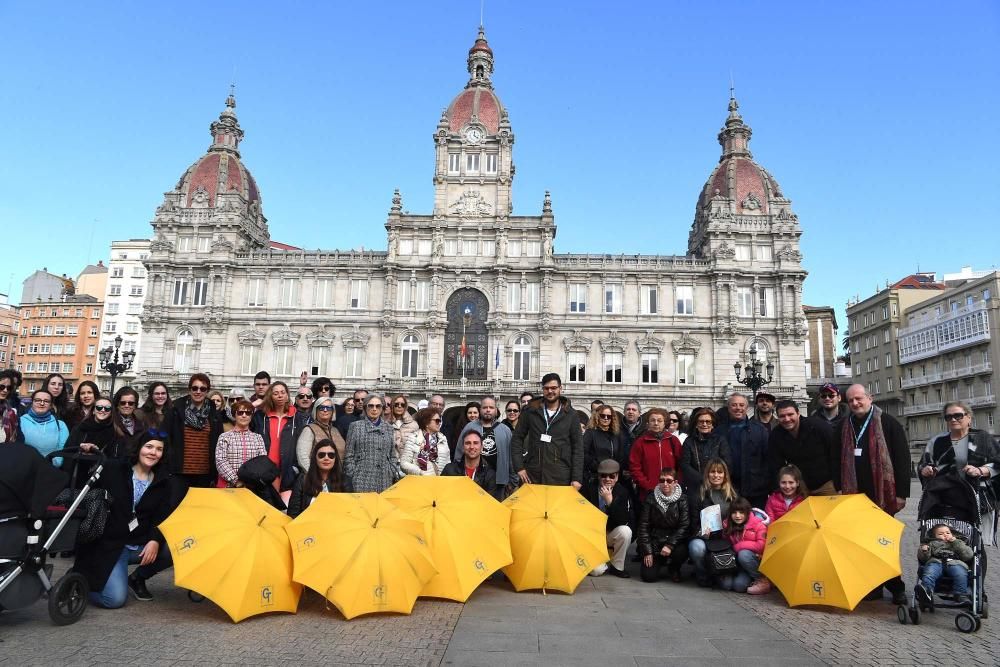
[175,330,194,373]
[513,335,531,381]
[401,334,419,378]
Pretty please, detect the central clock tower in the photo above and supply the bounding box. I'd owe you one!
[432,27,514,221]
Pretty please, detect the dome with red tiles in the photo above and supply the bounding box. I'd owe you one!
[175,94,262,210]
[697,96,783,215]
[444,27,507,136]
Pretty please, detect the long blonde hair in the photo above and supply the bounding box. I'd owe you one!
[700,457,737,503]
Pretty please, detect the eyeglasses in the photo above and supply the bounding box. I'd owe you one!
[33,398,51,404]
[94,405,113,412]
[321,385,330,391]
[119,400,136,407]
[317,405,334,412]
[367,404,383,409]
[659,477,676,484]
[820,392,837,398]
[147,428,169,438]
[235,409,253,416]
[598,414,612,420]
[598,473,617,478]
[393,402,406,407]
[430,417,442,423]
[0,384,10,392]
[190,386,208,393]
[696,419,714,425]
[945,413,967,421]
[542,385,559,391]
[506,408,519,413]
[668,418,679,423]
[297,394,313,400]
[315,451,337,460]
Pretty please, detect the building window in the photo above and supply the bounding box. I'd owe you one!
[104,322,117,333]
[280,278,298,307]
[604,284,622,314]
[448,153,460,173]
[755,246,772,261]
[274,346,293,376]
[641,353,659,384]
[401,334,419,378]
[84,363,94,374]
[525,241,541,257]
[349,280,367,309]
[737,287,754,317]
[111,267,124,278]
[507,240,521,257]
[676,353,695,385]
[465,153,480,173]
[882,305,888,320]
[415,281,430,310]
[398,239,413,255]
[604,352,623,384]
[314,278,334,308]
[247,278,266,307]
[197,237,211,253]
[130,286,143,297]
[107,303,120,315]
[886,353,892,367]
[109,285,122,296]
[132,267,146,278]
[642,286,658,315]
[569,284,587,313]
[125,322,138,334]
[676,286,694,315]
[758,287,775,318]
[462,240,478,256]
[486,153,498,173]
[174,331,194,373]
[89,327,98,337]
[345,347,363,378]
[172,280,188,306]
[128,303,141,315]
[444,239,458,255]
[67,325,78,336]
[54,326,66,336]
[418,239,432,255]
[512,335,531,381]
[984,288,992,301]
[396,281,411,309]
[309,346,327,377]
[240,345,260,376]
[887,377,893,392]
[482,240,495,257]
[508,283,522,312]
[735,244,751,261]
[568,352,587,383]
[193,279,209,307]
[525,283,540,312]
[177,237,192,252]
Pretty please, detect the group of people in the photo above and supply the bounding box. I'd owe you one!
[3,365,997,613]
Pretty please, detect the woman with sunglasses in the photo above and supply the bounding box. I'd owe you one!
[345,395,399,493]
[501,400,520,432]
[583,407,625,487]
[140,382,172,431]
[679,407,732,494]
[310,377,334,400]
[0,373,21,442]
[296,397,346,472]
[64,397,117,485]
[667,410,687,445]
[167,373,223,489]
[400,408,449,476]
[389,395,418,459]
[250,381,298,494]
[288,439,344,518]
[215,399,267,488]
[21,390,69,464]
[112,387,147,459]
[65,381,101,431]
[637,467,690,583]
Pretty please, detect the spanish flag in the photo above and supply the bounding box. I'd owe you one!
[460,334,467,358]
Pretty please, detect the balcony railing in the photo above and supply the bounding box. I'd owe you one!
[900,372,943,389]
[901,361,992,389]
[902,401,947,417]
[898,301,987,338]
[970,394,997,408]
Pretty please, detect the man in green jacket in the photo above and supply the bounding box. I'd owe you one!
[511,373,583,488]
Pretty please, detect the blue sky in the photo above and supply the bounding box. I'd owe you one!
[2,1,998,332]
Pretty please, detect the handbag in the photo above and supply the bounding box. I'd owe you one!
[705,535,738,574]
[53,487,112,545]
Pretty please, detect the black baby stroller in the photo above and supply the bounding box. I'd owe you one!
[897,469,992,633]
[0,445,105,625]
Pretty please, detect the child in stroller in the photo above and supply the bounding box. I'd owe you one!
[917,523,974,605]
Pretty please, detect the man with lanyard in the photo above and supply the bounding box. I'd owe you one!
[443,430,496,495]
[454,396,516,499]
[833,384,910,604]
[511,373,583,489]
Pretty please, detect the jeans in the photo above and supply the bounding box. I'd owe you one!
[88,545,173,609]
[718,549,761,592]
[688,537,708,577]
[922,561,969,595]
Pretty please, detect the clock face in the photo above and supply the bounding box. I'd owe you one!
[464,126,484,144]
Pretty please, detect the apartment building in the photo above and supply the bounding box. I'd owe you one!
[96,240,150,392]
[0,294,17,370]
[16,295,104,393]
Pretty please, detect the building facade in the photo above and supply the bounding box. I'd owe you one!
[898,271,998,443]
[15,296,103,393]
[0,294,17,370]
[137,30,809,411]
[96,240,151,392]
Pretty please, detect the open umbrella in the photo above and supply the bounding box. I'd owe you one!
[159,488,302,622]
[284,493,436,619]
[382,475,512,601]
[759,493,904,610]
[501,484,609,594]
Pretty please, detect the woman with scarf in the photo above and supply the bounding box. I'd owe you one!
[215,399,266,488]
[139,382,172,431]
[400,408,449,476]
[250,381,298,493]
[65,381,100,430]
[167,373,223,489]
[288,439,345,518]
[345,395,399,492]
[111,387,147,459]
[629,408,684,502]
[296,396,346,472]
[583,406,625,487]
[679,407,732,493]
[64,397,118,486]
[21,390,69,463]
[0,373,21,442]
[637,466,690,583]
[389,394,419,459]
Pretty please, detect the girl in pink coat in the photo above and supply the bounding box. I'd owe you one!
[720,497,771,594]
[764,464,808,524]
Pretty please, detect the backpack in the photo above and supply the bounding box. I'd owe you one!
[705,535,738,574]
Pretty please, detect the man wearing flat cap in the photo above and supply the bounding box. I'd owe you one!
[583,459,633,578]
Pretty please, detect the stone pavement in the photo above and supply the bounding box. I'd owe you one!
[1,480,995,666]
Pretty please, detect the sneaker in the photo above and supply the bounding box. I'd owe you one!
[914,582,932,607]
[747,577,772,595]
[127,574,153,601]
[606,564,631,579]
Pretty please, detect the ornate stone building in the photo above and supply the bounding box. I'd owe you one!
[138,29,808,413]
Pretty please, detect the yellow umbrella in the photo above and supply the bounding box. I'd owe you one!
[501,484,609,594]
[284,493,436,619]
[759,494,904,610]
[382,475,512,601]
[159,488,302,622]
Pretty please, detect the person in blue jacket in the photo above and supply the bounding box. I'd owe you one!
[20,390,69,466]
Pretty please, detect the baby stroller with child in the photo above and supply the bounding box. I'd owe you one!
[897,467,991,633]
[0,445,106,625]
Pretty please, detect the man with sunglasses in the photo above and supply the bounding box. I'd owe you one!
[454,396,516,500]
[583,459,632,578]
[292,389,315,441]
[511,373,583,489]
[812,383,848,433]
[167,373,223,489]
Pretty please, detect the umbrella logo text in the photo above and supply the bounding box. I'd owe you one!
[260,585,274,607]
[296,536,316,552]
[372,585,387,605]
[576,555,588,569]
[178,537,196,552]
[769,537,776,545]
[878,536,892,547]
[474,559,485,571]
[811,581,825,598]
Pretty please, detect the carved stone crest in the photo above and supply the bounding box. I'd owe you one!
[776,244,803,262]
[598,330,628,353]
[305,327,335,347]
[713,242,736,260]
[449,190,493,218]
[671,331,702,356]
[237,327,266,346]
[562,329,593,352]
[271,327,300,346]
[741,192,761,211]
[635,331,665,354]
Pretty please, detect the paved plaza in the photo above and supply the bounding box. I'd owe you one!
[1,481,996,666]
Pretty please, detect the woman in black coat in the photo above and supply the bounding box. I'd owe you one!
[63,397,119,488]
[74,435,185,608]
[679,407,732,493]
[637,467,690,583]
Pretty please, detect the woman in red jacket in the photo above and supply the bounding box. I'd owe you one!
[720,497,771,595]
[628,408,683,501]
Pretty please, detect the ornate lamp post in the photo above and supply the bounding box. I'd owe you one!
[99,335,135,396]
[734,344,774,398]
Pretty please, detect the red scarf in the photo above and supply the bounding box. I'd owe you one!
[839,405,896,514]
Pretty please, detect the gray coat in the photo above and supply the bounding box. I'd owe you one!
[345,418,399,492]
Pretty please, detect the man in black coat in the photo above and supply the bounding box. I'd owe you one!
[582,459,632,578]
[511,373,583,488]
[768,400,837,495]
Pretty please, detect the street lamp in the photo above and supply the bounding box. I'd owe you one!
[734,343,775,398]
[99,334,135,395]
